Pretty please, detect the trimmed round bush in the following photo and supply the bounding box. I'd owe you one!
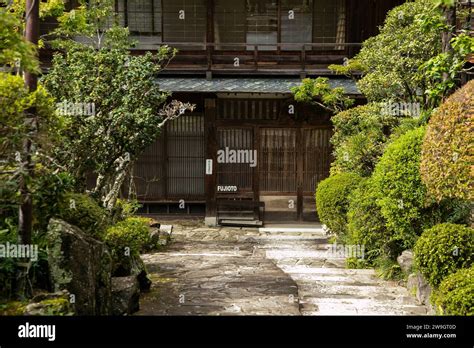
[57,193,109,239]
[372,126,429,249]
[421,80,474,201]
[105,217,151,256]
[316,173,362,239]
[347,178,392,263]
[105,217,151,277]
[431,266,474,316]
[414,223,473,286]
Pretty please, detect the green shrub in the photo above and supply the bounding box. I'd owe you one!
[375,256,404,281]
[0,219,18,300]
[414,223,473,287]
[56,193,110,239]
[33,171,76,231]
[372,127,430,250]
[111,199,142,224]
[347,178,393,263]
[105,217,151,257]
[330,103,400,177]
[421,80,474,201]
[431,267,474,316]
[316,173,362,240]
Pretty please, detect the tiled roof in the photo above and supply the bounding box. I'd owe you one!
[156,77,360,95]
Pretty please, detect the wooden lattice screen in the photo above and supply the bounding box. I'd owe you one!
[132,114,205,201]
[259,128,297,193]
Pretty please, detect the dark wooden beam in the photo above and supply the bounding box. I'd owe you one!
[204,98,217,224]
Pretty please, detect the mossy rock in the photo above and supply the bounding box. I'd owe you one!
[24,297,74,316]
[0,301,28,315]
[56,193,110,240]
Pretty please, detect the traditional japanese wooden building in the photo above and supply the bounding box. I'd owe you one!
[41,0,406,226]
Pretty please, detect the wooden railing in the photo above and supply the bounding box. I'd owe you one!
[133,42,363,76]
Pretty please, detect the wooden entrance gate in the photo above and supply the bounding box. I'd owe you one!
[214,125,331,222]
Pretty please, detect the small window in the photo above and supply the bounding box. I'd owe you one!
[246,0,278,50]
[214,0,246,50]
[280,0,313,51]
[116,0,162,36]
[162,0,207,49]
[313,0,345,50]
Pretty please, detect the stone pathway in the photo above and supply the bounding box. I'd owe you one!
[136,222,427,316]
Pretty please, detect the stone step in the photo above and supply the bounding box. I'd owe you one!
[219,219,264,227]
[259,226,325,234]
[277,265,377,275]
[299,297,427,315]
[265,249,341,259]
[256,235,329,241]
[297,283,413,300]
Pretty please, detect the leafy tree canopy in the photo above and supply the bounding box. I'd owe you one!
[292,77,354,114]
[329,0,473,108]
[42,0,193,209]
[0,10,38,72]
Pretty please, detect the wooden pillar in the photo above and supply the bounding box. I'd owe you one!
[253,126,260,220]
[205,98,217,226]
[296,128,304,221]
[206,0,214,78]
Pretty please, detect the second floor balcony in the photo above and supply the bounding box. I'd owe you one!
[40,0,406,76]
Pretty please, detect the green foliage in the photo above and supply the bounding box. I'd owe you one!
[0,220,18,300]
[347,179,392,263]
[111,199,141,224]
[347,128,470,265]
[330,103,401,177]
[0,73,64,298]
[52,0,131,50]
[292,77,354,113]
[43,46,165,176]
[420,34,474,104]
[0,301,27,315]
[42,45,192,208]
[330,0,444,107]
[388,116,424,142]
[345,257,369,270]
[421,80,474,201]
[0,73,60,160]
[105,217,151,257]
[431,266,474,316]
[372,127,430,250]
[315,173,362,240]
[375,256,404,281]
[414,223,473,287]
[3,0,65,20]
[33,171,76,231]
[0,10,38,72]
[56,193,110,239]
[41,0,193,210]
[32,297,74,316]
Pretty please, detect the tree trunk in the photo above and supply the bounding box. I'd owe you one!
[103,154,131,210]
[16,0,40,300]
[442,6,457,54]
[441,5,457,83]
